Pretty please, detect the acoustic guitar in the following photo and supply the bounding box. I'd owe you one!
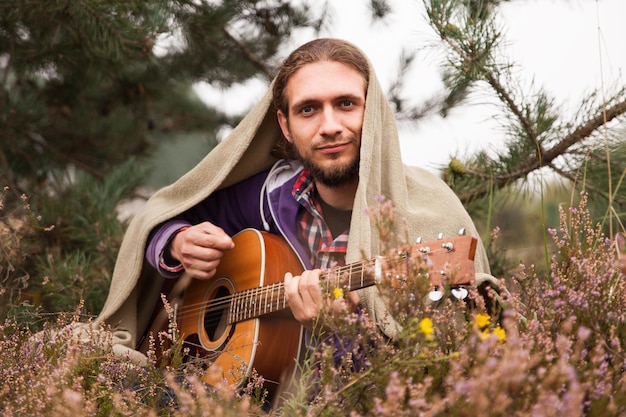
[143,228,477,399]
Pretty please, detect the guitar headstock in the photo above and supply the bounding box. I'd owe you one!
[412,231,477,286]
[328,230,478,302]
[405,230,477,301]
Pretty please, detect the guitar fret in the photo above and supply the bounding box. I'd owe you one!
[235,291,241,323]
[261,289,267,314]
[251,289,256,320]
[227,293,234,323]
[252,290,257,319]
[240,291,245,322]
[232,291,238,323]
[246,290,251,321]
[280,284,286,310]
[270,284,281,311]
[229,291,236,323]
[281,284,285,310]
[238,291,242,322]
[360,261,364,290]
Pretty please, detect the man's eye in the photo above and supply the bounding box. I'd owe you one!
[341,101,353,108]
[301,106,313,114]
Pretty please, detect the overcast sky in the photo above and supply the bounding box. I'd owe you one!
[196,0,626,174]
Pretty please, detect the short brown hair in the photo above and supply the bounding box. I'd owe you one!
[271,38,370,115]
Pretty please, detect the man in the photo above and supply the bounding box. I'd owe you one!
[147,40,369,327]
[95,37,497,381]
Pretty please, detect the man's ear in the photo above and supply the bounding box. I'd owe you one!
[277,110,292,143]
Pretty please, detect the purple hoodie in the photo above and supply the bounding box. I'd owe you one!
[145,160,313,276]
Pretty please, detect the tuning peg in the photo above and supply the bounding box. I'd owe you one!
[458,228,466,236]
[429,288,444,302]
[415,236,423,244]
[437,232,443,240]
[441,241,454,252]
[451,286,469,300]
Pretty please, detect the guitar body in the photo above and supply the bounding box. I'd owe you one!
[178,229,305,397]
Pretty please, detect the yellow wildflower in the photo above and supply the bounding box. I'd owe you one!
[419,317,434,341]
[332,288,344,299]
[475,313,491,330]
[479,329,490,341]
[493,326,506,342]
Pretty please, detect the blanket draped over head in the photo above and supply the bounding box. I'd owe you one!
[94,45,496,362]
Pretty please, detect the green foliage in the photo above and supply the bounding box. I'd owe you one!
[0,160,145,323]
[0,0,326,322]
[1,0,319,190]
[424,0,626,218]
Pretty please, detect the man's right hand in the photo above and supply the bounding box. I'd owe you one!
[167,222,235,280]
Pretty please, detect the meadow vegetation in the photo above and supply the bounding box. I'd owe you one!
[1,189,625,416]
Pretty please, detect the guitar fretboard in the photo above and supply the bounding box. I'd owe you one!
[227,258,380,324]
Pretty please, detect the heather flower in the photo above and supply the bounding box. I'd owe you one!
[4,187,626,416]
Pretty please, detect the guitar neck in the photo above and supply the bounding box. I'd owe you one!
[227,259,379,324]
[227,234,476,324]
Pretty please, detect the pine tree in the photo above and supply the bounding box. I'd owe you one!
[426,0,625,266]
[380,0,626,273]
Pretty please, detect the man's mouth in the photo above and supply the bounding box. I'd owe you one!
[317,142,349,154]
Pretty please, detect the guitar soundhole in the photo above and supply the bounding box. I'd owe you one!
[204,285,230,341]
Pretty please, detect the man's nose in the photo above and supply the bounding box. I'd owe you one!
[319,107,342,136]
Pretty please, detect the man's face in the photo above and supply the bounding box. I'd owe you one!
[277,61,366,187]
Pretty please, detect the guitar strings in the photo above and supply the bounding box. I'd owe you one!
[169,243,464,330]
[172,248,442,329]
[171,261,377,328]
[170,258,401,333]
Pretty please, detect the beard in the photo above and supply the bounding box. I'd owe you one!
[291,142,360,188]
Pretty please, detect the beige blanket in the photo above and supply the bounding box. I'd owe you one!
[94,51,496,362]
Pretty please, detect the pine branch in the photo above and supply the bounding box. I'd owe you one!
[456,98,626,204]
[24,132,105,180]
[543,98,626,164]
[428,1,543,155]
[220,26,273,79]
[426,1,626,208]
[483,71,540,153]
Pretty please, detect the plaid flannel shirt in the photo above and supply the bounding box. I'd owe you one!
[292,169,349,269]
